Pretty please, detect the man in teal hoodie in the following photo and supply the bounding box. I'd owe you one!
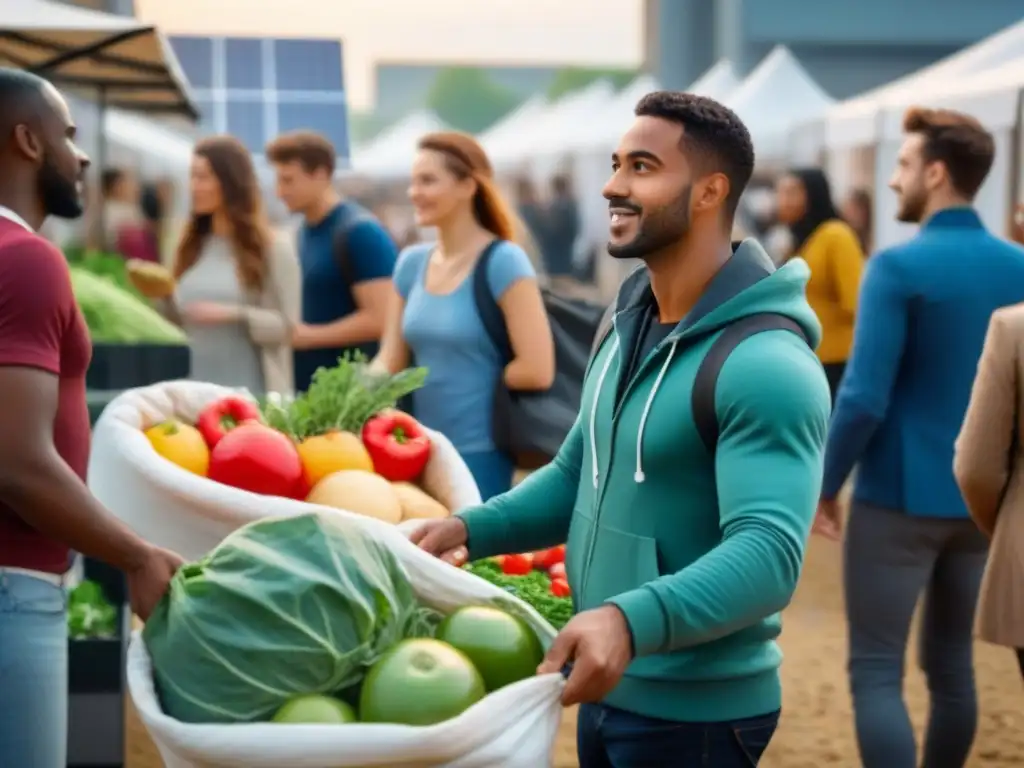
[413,91,831,767]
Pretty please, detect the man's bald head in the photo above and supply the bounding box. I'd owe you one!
[0,68,51,141]
[0,67,89,220]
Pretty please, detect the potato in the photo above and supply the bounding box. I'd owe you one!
[307,470,403,524]
[392,482,450,521]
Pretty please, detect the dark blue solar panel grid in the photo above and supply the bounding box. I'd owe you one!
[226,100,266,156]
[273,39,344,92]
[276,101,349,159]
[225,38,263,90]
[169,36,214,89]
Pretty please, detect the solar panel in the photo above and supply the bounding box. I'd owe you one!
[169,35,350,165]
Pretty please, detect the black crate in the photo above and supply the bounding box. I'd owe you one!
[86,343,190,391]
[68,560,129,767]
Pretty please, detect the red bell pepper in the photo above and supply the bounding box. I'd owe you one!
[196,396,262,449]
[361,411,431,482]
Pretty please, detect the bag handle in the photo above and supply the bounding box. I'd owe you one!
[471,240,514,362]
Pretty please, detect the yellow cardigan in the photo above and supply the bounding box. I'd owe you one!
[798,220,865,364]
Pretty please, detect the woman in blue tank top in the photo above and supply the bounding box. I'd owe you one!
[374,132,555,500]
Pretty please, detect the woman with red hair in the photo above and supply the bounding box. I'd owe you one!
[375,132,555,499]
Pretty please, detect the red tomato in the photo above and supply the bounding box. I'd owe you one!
[208,423,305,499]
[548,562,566,580]
[501,553,534,575]
[532,545,565,570]
[550,578,571,597]
[492,555,507,568]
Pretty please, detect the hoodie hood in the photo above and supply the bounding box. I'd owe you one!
[613,238,822,350]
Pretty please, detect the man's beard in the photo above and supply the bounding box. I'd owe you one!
[607,185,692,261]
[39,153,83,220]
[896,187,927,224]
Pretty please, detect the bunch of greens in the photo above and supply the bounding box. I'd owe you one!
[64,247,141,297]
[261,353,427,441]
[463,559,573,629]
[68,579,118,639]
[144,511,437,724]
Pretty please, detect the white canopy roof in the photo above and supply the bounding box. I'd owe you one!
[488,79,616,165]
[826,18,1024,148]
[725,46,834,161]
[0,0,197,118]
[479,95,549,158]
[688,58,740,99]
[879,54,1024,138]
[351,110,449,178]
[561,73,659,153]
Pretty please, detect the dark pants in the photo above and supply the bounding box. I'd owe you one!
[1017,649,1024,680]
[577,703,779,767]
[845,502,988,768]
[823,361,846,405]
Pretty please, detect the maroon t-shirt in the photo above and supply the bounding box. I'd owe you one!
[0,216,92,574]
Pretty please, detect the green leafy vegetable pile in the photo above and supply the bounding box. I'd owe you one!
[463,559,573,629]
[261,353,427,440]
[69,266,186,344]
[68,579,118,639]
[144,511,441,724]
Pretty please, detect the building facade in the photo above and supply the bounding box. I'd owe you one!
[649,0,1024,98]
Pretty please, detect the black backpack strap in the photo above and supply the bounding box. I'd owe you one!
[471,240,513,362]
[691,313,810,455]
[331,205,374,290]
[590,302,616,357]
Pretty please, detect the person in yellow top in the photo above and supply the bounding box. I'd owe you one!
[776,168,865,402]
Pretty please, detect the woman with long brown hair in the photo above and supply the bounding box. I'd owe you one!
[375,131,555,499]
[170,136,300,395]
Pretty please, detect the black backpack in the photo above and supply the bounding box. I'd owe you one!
[472,242,607,468]
[590,307,809,455]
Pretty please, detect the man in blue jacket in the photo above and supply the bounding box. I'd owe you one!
[816,107,1024,768]
[414,92,831,767]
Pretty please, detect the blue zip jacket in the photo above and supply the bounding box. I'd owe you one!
[822,207,1024,517]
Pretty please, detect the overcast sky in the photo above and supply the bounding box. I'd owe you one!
[135,0,645,110]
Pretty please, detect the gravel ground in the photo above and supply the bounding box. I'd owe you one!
[125,534,1024,767]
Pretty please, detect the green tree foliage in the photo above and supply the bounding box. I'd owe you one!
[546,67,637,100]
[425,67,522,134]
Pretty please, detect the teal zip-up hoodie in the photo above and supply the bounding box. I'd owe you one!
[459,241,831,722]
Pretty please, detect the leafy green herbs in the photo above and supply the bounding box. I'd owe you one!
[261,354,427,441]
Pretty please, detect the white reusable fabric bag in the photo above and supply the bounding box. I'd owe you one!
[127,511,566,767]
[88,381,482,561]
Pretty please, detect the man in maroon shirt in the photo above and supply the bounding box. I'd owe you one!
[0,68,184,767]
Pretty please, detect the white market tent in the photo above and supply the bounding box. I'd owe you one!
[870,54,1024,248]
[825,17,1024,150]
[725,46,834,165]
[350,110,450,179]
[688,57,741,100]
[488,79,617,172]
[479,94,549,165]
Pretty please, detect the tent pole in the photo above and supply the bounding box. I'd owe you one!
[96,85,108,252]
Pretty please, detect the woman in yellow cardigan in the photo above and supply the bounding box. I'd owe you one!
[776,168,865,402]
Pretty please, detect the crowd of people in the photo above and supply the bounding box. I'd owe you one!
[3,59,1024,767]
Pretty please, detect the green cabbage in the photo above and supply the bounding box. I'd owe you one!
[69,266,186,344]
[143,512,424,723]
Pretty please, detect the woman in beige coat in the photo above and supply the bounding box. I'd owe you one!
[133,136,301,395]
[954,304,1024,677]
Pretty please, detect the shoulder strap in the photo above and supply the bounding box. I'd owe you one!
[471,240,513,362]
[691,313,810,456]
[590,303,616,357]
[331,205,372,288]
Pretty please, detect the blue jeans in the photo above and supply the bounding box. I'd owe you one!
[577,703,779,767]
[0,571,68,768]
[461,449,515,501]
[845,502,987,768]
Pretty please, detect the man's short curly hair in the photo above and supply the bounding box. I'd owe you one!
[634,91,755,217]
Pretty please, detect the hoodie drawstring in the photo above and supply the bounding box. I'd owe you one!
[589,337,619,488]
[634,340,677,483]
